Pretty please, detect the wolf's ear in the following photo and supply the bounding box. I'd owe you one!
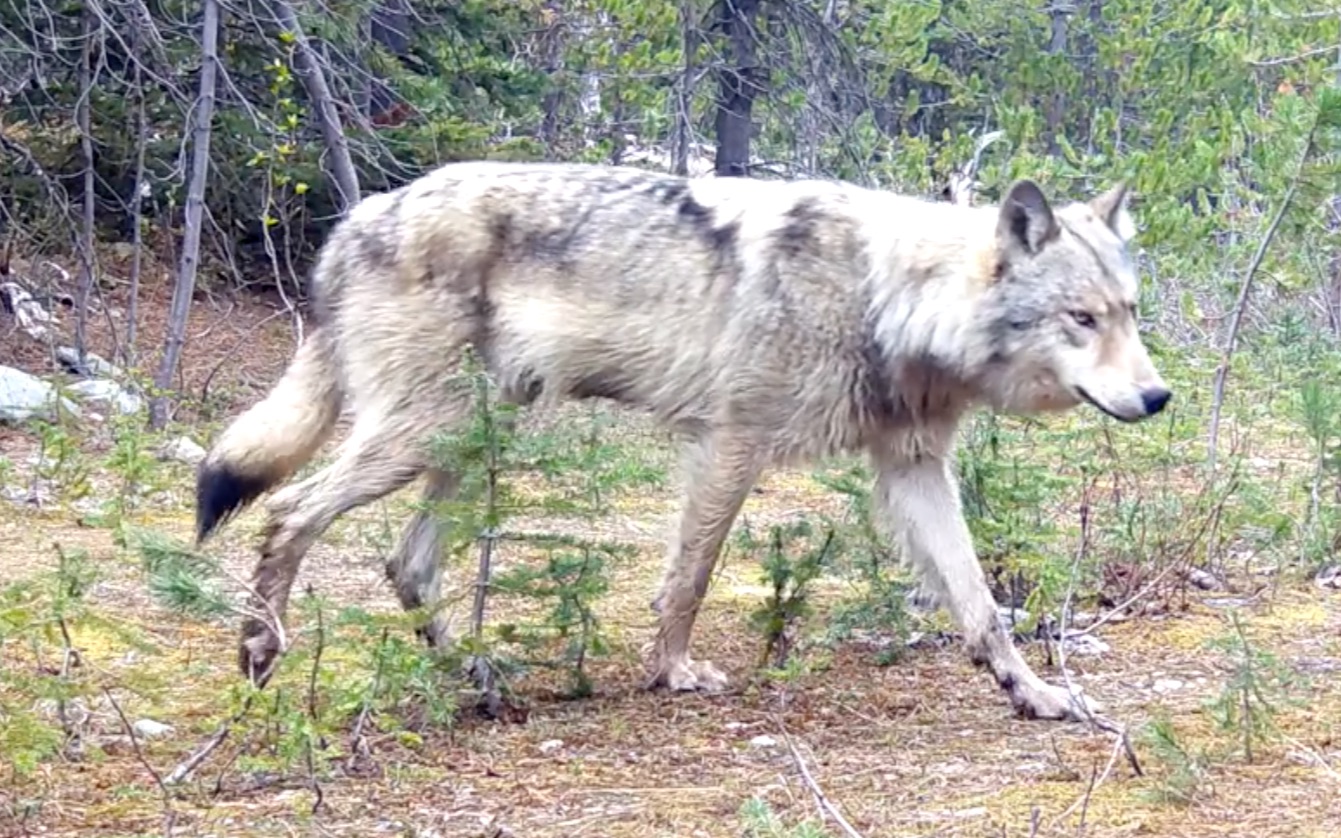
[997,179,1059,256]
[1090,182,1136,243]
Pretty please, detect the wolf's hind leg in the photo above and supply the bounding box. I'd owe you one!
[385,467,461,649]
[240,412,430,684]
[647,431,765,693]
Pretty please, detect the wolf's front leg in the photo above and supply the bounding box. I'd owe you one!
[873,451,1098,721]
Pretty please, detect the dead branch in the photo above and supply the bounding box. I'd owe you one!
[150,0,221,429]
[346,626,391,773]
[165,696,254,786]
[778,722,864,838]
[270,0,362,213]
[102,687,176,836]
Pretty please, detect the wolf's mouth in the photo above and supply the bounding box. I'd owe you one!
[1075,386,1142,424]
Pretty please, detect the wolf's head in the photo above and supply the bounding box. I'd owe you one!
[978,179,1171,423]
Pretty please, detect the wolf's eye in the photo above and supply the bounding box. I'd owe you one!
[1069,310,1097,329]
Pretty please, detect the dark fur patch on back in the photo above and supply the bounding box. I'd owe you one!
[672,192,739,268]
[519,205,598,270]
[196,461,274,543]
[775,198,824,257]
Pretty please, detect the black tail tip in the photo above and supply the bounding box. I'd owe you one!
[195,460,272,543]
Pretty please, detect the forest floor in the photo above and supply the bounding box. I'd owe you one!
[2,255,1341,837]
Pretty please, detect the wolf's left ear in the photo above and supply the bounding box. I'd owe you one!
[1090,182,1137,243]
[997,179,1060,256]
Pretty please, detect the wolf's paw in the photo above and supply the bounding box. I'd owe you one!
[648,656,730,693]
[1006,675,1101,721]
[238,618,283,687]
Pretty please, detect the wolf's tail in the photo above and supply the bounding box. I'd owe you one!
[195,327,344,543]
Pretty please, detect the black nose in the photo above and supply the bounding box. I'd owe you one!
[1141,387,1172,415]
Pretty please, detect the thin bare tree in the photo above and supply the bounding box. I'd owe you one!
[74,4,98,367]
[271,0,362,214]
[149,0,221,429]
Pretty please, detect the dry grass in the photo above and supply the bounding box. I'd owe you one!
[3,266,1341,838]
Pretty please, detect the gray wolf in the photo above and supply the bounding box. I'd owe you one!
[194,160,1170,721]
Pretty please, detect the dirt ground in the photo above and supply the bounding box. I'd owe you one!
[2,257,1341,838]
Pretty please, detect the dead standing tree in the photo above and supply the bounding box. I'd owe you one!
[148,0,362,427]
[149,0,221,429]
[270,0,362,214]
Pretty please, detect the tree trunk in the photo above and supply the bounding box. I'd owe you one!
[74,5,96,368]
[126,22,148,368]
[273,0,362,214]
[1045,1,1071,156]
[538,1,566,149]
[366,0,410,124]
[671,0,700,176]
[149,0,220,429]
[714,0,763,177]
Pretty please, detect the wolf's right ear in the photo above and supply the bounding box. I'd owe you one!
[997,179,1059,256]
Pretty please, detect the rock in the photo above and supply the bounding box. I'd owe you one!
[748,734,778,748]
[1187,568,1222,591]
[997,606,1031,631]
[157,435,207,466]
[66,379,142,416]
[132,719,175,739]
[0,365,80,424]
[0,282,56,342]
[538,739,564,755]
[1316,566,1341,590]
[1060,630,1110,657]
[1152,678,1184,694]
[56,346,121,379]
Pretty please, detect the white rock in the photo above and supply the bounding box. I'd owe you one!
[56,346,122,379]
[1152,678,1183,694]
[133,718,175,739]
[0,365,80,424]
[1187,568,1221,591]
[157,435,206,466]
[66,378,142,416]
[1061,630,1110,657]
[748,734,778,748]
[538,738,564,755]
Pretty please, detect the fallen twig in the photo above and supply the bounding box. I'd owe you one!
[103,687,176,836]
[165,696,254,786]
[776,720,864,838]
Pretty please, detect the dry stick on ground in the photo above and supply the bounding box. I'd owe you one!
[775,689,864,838]
[1206,113,1322,475]
[102,687,176,837]
[165,696,255,786]
[777,725,864,838]
[1046,484,1142,833]
[160,566,277,784]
